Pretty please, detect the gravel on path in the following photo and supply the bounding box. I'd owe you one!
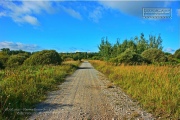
[29,61,154,120]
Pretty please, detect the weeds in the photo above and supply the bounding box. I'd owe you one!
[0,61,80,119]
[90,60,180,119]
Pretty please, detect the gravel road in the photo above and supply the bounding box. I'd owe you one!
[29,61,154,120]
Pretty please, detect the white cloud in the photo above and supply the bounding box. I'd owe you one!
[20,1,54,14]
[61,6,82,20]
[164,47,175,53]
[0,12,7,17]
[0,1,54,25]
[99,1,169,18]
[0,1,83,24]
[23,15,39,25]
[177,9,180,17]
[0,41,40,52]
[89,7,103,23]
[12,15,39,26]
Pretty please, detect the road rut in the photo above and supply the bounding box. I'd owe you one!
[29,61,154,120]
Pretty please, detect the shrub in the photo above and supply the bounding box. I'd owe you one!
[141,48,167,63]
[0,60,3,69]
[24,50,62,65]
[92,56,100,60]
[110,49,146,65]
[166,55,179,63]
[7,54,29,67]
[0,52,9,68]
[174,49,180,59]
[72,54,80,61]
[60,54,72,61]
[64,57,74,61]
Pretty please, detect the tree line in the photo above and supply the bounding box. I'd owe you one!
[0,48,99,69]
[0,33,180,68]
[98,33,180,65]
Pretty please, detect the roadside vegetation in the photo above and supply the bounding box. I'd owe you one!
[90,33,180,119]
[97,33,180,65]
[90,60,180,119]
[0,49,80,120]
[0,32,180,119]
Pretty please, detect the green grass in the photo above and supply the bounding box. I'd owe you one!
[90,60,180,119]
[0,61,80,120]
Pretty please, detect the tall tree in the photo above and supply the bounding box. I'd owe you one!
[98,37,112,61]
[1,48,10,55]
[136,33,148,54]
[121,39,128,53]
[112,39,121,57]
[149,34,163,50]
[127,39,137,51]
[174,48,180,59]
[156,34,163,50]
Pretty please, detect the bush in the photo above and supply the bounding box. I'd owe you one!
[166,55,179,63]
[110,49,146,65]
[92,56,100,60]
[64,57,74,61]
[141,48,167,63]
[174,49,180,59]
[0,52,9,68]
[24,50,62,65]
[0,61,3,69]
[60,54,72,61]
[7,54,29,67]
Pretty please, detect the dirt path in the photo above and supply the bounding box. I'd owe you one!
[29,61,154,120]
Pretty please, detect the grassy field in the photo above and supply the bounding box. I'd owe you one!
[0,61,80,120]
[90,60,180,119]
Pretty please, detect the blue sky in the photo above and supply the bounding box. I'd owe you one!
[0,0,179,53]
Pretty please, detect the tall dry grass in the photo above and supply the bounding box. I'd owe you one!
[90,60,180,119]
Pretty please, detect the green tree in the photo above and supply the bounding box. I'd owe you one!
[112,39,120,57]
[166,54,179,63]
[120,39,128,53]
[87,52,100,60]
[174,49,180,59]
[110,49,146,65]
[127,39,137,52]
[112,39,137,57]
[72,52,84,61]
[149,34,163,50]
[98,37,112,61]
[1,48,10,55]
[141,48,167,63]
[136,33,148,54]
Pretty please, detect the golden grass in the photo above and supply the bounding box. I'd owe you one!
[63,60,80,65]
[90,60,180,119]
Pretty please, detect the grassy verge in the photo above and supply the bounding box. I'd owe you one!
[90,60,180,119]
[0,61,80,120]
